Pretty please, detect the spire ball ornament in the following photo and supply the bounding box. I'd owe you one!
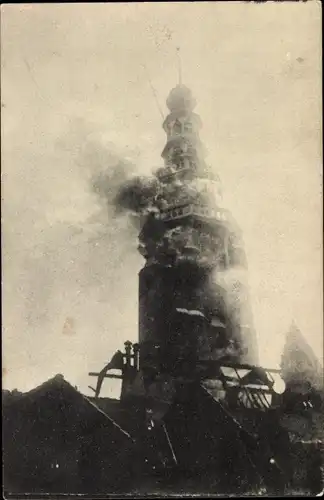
[166,84,196,113]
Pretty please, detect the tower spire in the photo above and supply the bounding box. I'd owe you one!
[138,80,258,371]
[176,47,182,85]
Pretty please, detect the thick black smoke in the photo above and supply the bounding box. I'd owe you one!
[91,160,133,210]
[90,155,158,219]
[113,175,158,215]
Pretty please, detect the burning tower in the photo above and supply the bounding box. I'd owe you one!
[89,80,298,494]
[3,66,323,498]
[137,82,258,386]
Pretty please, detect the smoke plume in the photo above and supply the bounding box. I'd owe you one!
[3,118,148,395]
[113,176,159,215]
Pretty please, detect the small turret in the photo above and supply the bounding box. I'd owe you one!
[281,322,323,392]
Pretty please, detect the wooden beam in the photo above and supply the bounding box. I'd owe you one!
[197,360,282,374]
[88,372,123,380]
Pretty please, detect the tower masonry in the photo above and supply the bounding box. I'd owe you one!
[137,83,258,383]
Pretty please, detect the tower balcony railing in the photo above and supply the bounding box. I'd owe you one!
[158,203,227,223]
[156,164,194,182]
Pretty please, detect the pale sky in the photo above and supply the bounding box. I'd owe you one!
[1,2,322,397]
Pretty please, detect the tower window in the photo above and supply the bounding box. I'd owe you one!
[173,120,182,135]
[167,123,172,137]
[182,141,189,153]
[178,159,185,170]
[189,160,197,170]
[184,121,193,133]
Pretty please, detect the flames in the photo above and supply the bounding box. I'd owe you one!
[112,167,226,270]
[113,170,222,216]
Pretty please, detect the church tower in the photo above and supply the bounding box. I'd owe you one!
[137,82,258,385]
